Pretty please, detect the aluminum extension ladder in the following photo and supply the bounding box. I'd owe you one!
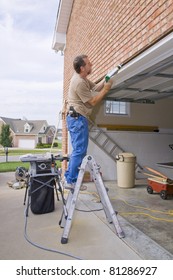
[89,119,143,174]
[59,155,125,244]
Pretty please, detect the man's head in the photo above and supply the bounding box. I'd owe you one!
[73,55,92,76]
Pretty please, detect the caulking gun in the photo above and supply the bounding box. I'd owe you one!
[105,64,122,82]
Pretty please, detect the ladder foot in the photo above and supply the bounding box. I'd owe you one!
[61,237,68,244]
[117,230,125,239]
[59,221,64,228]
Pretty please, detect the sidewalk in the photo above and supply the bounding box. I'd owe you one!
[0,155,20,162]
[0,172,172,260]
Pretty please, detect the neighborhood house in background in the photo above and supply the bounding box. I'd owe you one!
[0,116,58,149]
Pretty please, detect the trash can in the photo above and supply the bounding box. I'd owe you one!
[116,152,136,188]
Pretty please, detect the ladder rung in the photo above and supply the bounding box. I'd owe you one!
[94,131,102,140]
[102,138,109,147]
[89,120,143,173]
[109,145,117,154]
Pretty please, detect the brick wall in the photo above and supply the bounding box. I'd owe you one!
[61,0,173,162]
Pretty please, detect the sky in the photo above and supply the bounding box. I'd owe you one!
[0,0,64,126]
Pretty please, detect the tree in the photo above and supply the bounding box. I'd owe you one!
[0,124,13,147]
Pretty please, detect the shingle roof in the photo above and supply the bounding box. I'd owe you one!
[0,117,49,135]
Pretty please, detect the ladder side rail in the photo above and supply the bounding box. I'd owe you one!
[61,187,81,244]
[59,191,73,228]
[61,156,88,244]
[88,161,113,223]
[88,156,125,238]
[135,162,143,173]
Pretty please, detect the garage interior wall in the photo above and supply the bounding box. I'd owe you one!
[92,98,173,130]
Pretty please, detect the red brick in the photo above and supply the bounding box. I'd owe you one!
[61,0,173,164]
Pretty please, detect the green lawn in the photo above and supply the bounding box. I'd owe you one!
[0,160,62,173]
[0,161,30,172]
[0,148,60,156]
[0,147,62,172]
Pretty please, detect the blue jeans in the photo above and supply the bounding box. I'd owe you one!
[65,115,89,184]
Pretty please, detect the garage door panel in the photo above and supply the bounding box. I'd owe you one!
[18,139,35,149]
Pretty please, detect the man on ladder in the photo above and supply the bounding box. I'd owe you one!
[59,55,124,243]
[62,54,113,190]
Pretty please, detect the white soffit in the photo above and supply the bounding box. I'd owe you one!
[52,0,74,51]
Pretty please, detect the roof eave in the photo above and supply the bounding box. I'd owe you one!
[52,0,74,52]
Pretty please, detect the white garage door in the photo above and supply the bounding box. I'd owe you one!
[18,139,35,149]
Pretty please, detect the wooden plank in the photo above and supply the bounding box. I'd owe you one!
[144,166,168,179]
[97,124,159,132]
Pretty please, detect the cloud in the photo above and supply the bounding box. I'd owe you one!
[0,0,63,126]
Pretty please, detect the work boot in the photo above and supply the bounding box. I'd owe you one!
[63,180,75,190]
[63,179,87,191]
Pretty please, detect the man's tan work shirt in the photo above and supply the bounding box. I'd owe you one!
[67,72,98,118]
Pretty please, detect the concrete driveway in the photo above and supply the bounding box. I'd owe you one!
[0,172,172,260]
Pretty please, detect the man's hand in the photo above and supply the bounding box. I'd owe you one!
[87,79,113,107]
[103,79,113,92]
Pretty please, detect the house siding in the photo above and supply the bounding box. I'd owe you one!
[62,0,173,160]
[64,0,173,83]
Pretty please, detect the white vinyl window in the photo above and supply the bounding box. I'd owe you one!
[105,101,128,115]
